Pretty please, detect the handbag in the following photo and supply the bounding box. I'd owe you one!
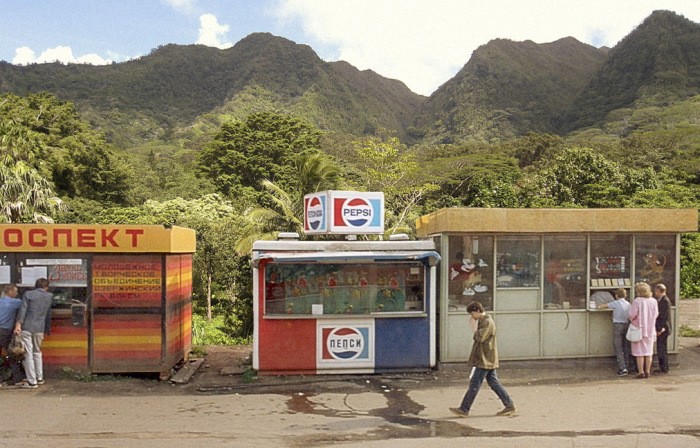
[626,324,642,342]
[8,333,25,358]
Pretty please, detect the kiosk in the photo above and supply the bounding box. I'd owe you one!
[416,208,698,362]
[252,191,440,374]
[0,224,196,377]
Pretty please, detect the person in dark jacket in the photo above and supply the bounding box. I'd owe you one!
[653,283,672,374]
[14,278,53,389]
[450,301,515,417]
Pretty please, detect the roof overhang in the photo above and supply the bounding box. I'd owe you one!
[416,208,698,237]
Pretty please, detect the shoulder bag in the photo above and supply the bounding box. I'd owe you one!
[626,323,642,342]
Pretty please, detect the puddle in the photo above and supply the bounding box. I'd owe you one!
[283,379,700,446]
[285,379,478,445]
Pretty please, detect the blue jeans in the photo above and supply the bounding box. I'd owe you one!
[459,367,513,412]
[613,322,632,372]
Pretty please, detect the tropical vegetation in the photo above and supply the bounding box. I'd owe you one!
[1,10,699,342]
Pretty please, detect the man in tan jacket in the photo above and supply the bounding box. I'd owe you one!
[450,301,516,417]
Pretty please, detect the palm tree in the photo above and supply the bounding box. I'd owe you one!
[0,161,66,223]
[235,152,342,254]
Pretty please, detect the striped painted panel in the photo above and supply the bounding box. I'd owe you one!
[91,313,162,371]
[42,314,88,370]
[164,255,193,367]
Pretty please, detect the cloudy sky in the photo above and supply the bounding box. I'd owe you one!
[1,0,699,96]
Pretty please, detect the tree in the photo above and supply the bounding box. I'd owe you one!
[0,92,132,204]
[197,112,322,196]
[517,146,660,208]
[505,132,564,168]
[0,161,66,223]
[348,134,438,235]
[421,152,522,209]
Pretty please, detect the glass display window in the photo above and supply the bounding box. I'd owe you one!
[16,254,89,308]
[496,236,541,289]
[635,234,676,304]
[447,235,493,311]
[543,236,587,310]
[590,235,631,290]
[264,261,425,316]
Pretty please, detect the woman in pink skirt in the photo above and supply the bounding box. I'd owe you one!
[628,282,659,378]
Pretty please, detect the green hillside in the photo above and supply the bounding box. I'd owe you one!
[561,10,700,132]
[0,33,423,148]
[413,37,606,144]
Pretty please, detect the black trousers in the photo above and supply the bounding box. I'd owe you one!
[656,332,670,372]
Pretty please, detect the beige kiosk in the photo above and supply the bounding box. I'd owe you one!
[415,208,698,362]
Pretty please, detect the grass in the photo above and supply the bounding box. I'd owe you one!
[680,325,700,338]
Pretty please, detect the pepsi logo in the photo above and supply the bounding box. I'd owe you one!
[306,196,324,230]
[326,327,364,360]
[341,198,373,227]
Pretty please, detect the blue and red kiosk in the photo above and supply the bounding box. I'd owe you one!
[252,191,439,375]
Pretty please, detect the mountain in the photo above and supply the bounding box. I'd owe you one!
[412,37,607,144]
[0,33,423,146]
[561,10,700,132]
[1,11,698,149]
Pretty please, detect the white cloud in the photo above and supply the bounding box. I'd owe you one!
[162,0,197,14]
[12,47,36,65]
[196,13,233,49]
[275,0,700,95]
[12,45,112,65]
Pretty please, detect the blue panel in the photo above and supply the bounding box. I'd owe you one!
[374,317,430,371]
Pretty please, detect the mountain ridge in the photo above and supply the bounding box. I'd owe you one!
[0,11,698,148]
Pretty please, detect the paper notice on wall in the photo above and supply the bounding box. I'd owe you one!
[21,266,47,287]
[0,265,10,283]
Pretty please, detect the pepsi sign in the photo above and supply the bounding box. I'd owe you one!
[303,193,327,234]
[303,191,384,235]
[317,321,374,370]
[330,191,384,234]
[325,327,367,360]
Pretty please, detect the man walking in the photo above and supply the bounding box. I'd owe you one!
[450,301,515,417]
[653,283,672,374]
[0,283,23,385]
[14,278,53,389]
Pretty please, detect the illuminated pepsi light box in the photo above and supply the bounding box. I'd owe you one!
[304,191,385,235]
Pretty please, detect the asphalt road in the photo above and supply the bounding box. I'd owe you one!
[2,300,699,447]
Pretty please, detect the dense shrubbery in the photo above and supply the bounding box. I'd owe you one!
[2,11,700,340]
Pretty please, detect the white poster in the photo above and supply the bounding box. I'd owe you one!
[21,266,47,287]
[0,265,10,283]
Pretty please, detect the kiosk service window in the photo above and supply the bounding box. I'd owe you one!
[264,261,425,315]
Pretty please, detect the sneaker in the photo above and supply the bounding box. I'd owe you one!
[20,382,38,389]
[496,405,516,416]
[618,369,628,377]
[13,380,28,386]
[37,379,45,385]
[449,407,469,418]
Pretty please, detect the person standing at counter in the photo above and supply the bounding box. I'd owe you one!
[450,301,516,417]
[0,283,23,386]
[14,278,52,389]
[628,282,659,379]
[598,288,632,376]
[653,284,671,374]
